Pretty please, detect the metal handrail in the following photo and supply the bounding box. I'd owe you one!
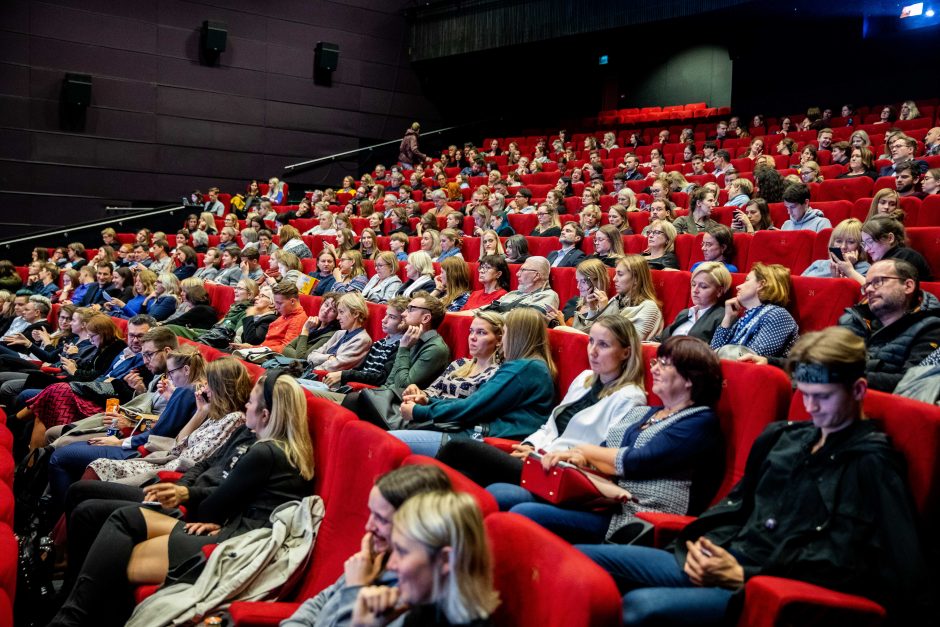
[0,204,185,248]
[282,120,494,176]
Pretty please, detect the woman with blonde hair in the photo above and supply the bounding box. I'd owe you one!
[265,176,285,204]
[530,204,562,237]
[666,171,696,194]
[139,272,181,321]
[303,210,336,236]
[580,203,602,237]
[866,188,904,222]
[419,229,442,259]
[332,249,368,294]
[352,491,499,626]
[362,251,404,304]
[581,255,663,340]
[54,371,315,627]
[800,160,824,184]
[850,129,871,150]
[660,262,732,343]
[398,251,436,297]
[394,308,557,455]
[306,292,373,371]
[642,219,680,270]
[712,262,798,358]
[899,100,920,121]
[439,314,646,490]
[198,212,218,234]
[607,204,633,234]
[89,356,251,483]
[437,228,464,262]
[803,218,871,279]
[480,229,505,257]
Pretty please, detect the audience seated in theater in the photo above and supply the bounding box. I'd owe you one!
[838,147,878,181]
[231,281,306,354]
[730,198,772,234]
[444,210,465,236]
[51,371,315,627]
[162,279,217,329]
[881,135,928,177]
[724,177,752,208]
[588,224,626,268]
[866,188,905,222]
[660,262,731,344]
[781,182,832,232]
[641,200,676,237]
[582,326,930,626]
[305,250,336,296]
[278,225,313,259]
[579,203,602,237]
[0,295,51,357]
[361,252,404,304]
[843,216,935,284]
[839,258,940,392]
[203,186,224,216]
[419,229,442,261]
[740,137,765,161]
[572,255,663,340]
[493,335,721,545]
[393,308,554,455]
[303,211,337,237]
[830,140,851,166]
[480,256,558,314]
[800,160,823,184]
[642,219,681,270]
[895,160,926,199]
[924,127,940,156]
[300,296,409,403]
[440,314,645,491]
[674,187,719,235]
[283,465,456,627]
[305,292,373,372]
[436,229,464,263]
[548,222,587,268]
[14,314,152,451]
[711,262,799,359]
[209,246,243,287]
[479,229,504,258]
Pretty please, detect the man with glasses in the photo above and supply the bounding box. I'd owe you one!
[839,258,940,392]
[879,135,927,177]
[44,328,198,516]
[482,256,559,314]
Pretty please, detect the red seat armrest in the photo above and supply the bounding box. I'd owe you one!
[40,366,62,374]
[156,470,184,483]
[346,382,376,391]
[228,600,302,626]
[483,437,519,453]
[635,512,696,547]
[137,445,149,457]
[739,576,886,627]
[202,544,217,559]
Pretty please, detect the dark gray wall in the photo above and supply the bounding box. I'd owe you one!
[619,45,732,109]
[0,0,441,235]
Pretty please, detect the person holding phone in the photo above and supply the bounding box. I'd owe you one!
[802,218,871,279]
[731,198,776,234]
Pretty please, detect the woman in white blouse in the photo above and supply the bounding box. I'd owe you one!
[361,251,404,304]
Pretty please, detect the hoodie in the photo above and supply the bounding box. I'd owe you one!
[781,207,832,232]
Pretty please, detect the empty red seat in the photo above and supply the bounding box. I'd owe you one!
[745,230,816,274]
[904,227,940,278]
[918,195,940,226]
[812,177,874,202]
[788,275,860,331]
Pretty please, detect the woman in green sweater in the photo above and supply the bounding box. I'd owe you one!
[391,308,557,456]
[164,278,256,344]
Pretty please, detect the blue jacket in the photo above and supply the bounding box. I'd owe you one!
[409,359,555,439]
[128,386,198,448]
[143,295,178,321]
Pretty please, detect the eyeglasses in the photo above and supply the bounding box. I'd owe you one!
[478,264,494,272]
[649,357,673,369]
[518,267,539,273]
[407,304,432,313]
[648,230,665,237]
[166,364,187,376]
[141,350,159,360]
[861,276,903,294]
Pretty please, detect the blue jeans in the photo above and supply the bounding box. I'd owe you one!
[576,544,735,626]
[389,429,449,457]
[49,442,136,512]
[487,483,610,544]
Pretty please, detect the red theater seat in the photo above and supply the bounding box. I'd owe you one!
[905,227,940,278]
[745,230,816,273]
[788,275,860,332]
[651,269,692,323]
[399,455,498,516]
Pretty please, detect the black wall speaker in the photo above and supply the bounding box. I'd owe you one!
[315,42,340,72]
[63,73,92,107]
[202,20,227,54]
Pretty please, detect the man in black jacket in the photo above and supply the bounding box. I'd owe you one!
[547,223,587,268]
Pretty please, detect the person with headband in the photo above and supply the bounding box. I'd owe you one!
[49,371,315,627]
[577,326,930,626]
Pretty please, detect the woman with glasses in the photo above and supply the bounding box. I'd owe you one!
[589,225,626,268]
[711,263,799,359]
[488,335,722,545]
[331,250,368,294]
[840,216,933,284]
[480,229,505,258]
[642,219,680,270]
[361,251,404,304]
[465,255,510,310]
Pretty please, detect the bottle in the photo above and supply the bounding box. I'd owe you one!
[105,398,121,436]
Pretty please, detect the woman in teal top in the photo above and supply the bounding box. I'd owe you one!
[391,308,557,456]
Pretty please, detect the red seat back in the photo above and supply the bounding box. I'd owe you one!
[745,230,816,273]
[904,227,940,279]
[204,283,235,321]
[813,177,874,202]
[651,269,692,323]
[399,455,498,516]
[293,422,410,600]
[547,328,589,402]
[437,313,472,361]
[302,390,356,504]
[485,513,623,627]
[788,276,859,332]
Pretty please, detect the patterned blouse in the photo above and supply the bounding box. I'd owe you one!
[424,357,500,400]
